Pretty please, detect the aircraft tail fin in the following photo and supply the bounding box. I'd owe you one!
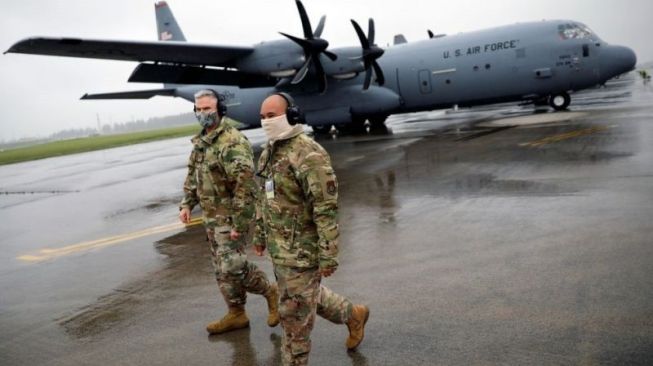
[155,1,186,42]
[393,34,407,45]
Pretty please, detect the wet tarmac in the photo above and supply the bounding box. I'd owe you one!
[1,74,652,365]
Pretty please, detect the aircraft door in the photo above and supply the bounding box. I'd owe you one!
[418,69,432,94]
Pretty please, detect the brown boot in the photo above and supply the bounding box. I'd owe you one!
[264,283,280,327]
[206,306,249,335]
[346,304,369,350]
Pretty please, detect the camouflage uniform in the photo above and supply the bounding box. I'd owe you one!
[180,117,272,307]
[255,130,354,366]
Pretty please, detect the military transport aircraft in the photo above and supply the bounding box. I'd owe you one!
[5,1,637,133]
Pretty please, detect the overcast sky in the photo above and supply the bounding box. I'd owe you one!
[1,0,651,141]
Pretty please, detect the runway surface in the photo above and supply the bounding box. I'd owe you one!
[1,74,652,365]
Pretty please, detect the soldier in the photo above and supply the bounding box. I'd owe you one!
[254,93,370,365]
[179,89,279,335]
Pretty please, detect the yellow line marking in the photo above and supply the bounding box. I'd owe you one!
[519,125,611,147]
[17,217,203,263]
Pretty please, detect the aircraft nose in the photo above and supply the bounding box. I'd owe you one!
[602,45,637,78]
[619,46,637,72]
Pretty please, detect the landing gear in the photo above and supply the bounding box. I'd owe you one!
[368,115,389,134]
[549,92,571,111]
[336,117,367,135]
[368,115,388,128]
[312,124,332,135]
[333,115,389,135]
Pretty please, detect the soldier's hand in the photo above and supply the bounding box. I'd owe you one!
[179,208,191,224]
[320,266,336,278]
[254,245,266,256]
[230,229,241,241]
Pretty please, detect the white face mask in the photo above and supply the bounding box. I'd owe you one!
[261,114,294,141]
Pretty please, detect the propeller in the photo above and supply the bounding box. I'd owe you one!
[280,0,336,93]
[351,18,385,90]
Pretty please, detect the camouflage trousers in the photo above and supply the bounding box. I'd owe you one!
[207,226,271,307]
[274,265,354,366]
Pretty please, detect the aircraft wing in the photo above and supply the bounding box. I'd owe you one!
[5,37,254,67]
[80,88,177,100]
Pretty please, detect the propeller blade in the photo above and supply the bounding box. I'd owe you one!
[295,0,314,39]
[368,18,376,45]
[314,15,326,38]
[363,68,373,90]
[292,55,312,84]
[279,32,310,51]
[350,19,370,49]
[323,50,338,61]
[313,57,327,93]
[428,30,435,39]
[372,61,385,86]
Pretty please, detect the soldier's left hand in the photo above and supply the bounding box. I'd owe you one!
[230,229,241,241]
[320,266,336,278]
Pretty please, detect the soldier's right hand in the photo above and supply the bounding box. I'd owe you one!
[254,245,266,256]
[179,207,192,224]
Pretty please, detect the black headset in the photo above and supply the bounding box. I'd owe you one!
[193,89,227,117]
[275,92,305,125]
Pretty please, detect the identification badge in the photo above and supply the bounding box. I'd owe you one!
[265,179,275,199]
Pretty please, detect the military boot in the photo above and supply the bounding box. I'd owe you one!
[206,306,249,335]
[264,283,280,327]
[346,304,370,350]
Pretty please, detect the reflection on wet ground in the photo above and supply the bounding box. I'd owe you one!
[1,74,653,365]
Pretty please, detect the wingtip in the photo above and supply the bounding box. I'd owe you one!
[80,93,89,100]
[4,45,18,54]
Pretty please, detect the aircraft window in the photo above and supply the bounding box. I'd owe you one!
[473,65,479,71]
[445,79,451,84]
[485,64,491,69]
[558,23,594,40]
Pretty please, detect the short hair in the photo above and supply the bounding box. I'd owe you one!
[194,89,218,103]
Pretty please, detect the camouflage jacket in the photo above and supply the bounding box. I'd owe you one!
[254,131,339,270]
[180,117,257,232]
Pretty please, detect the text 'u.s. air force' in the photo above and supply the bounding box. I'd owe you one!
[443,40,520,59]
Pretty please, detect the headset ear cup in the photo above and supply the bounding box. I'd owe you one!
[287,107,304,125]
[217,94,227,117]
[274,92,304,125]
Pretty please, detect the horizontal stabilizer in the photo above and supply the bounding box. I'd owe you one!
[6,37,253,67]
[80,88,176,100]
[128,63,277,88]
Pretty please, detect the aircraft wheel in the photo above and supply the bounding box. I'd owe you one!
[312,124,332,135]
[337,119,367,135]
[368,115,388,127]
[368,115,389,134]
[549,92,571,111]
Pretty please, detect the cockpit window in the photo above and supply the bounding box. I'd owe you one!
[558,23,594,40]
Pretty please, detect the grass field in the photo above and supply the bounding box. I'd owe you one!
[0,124,199,166]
